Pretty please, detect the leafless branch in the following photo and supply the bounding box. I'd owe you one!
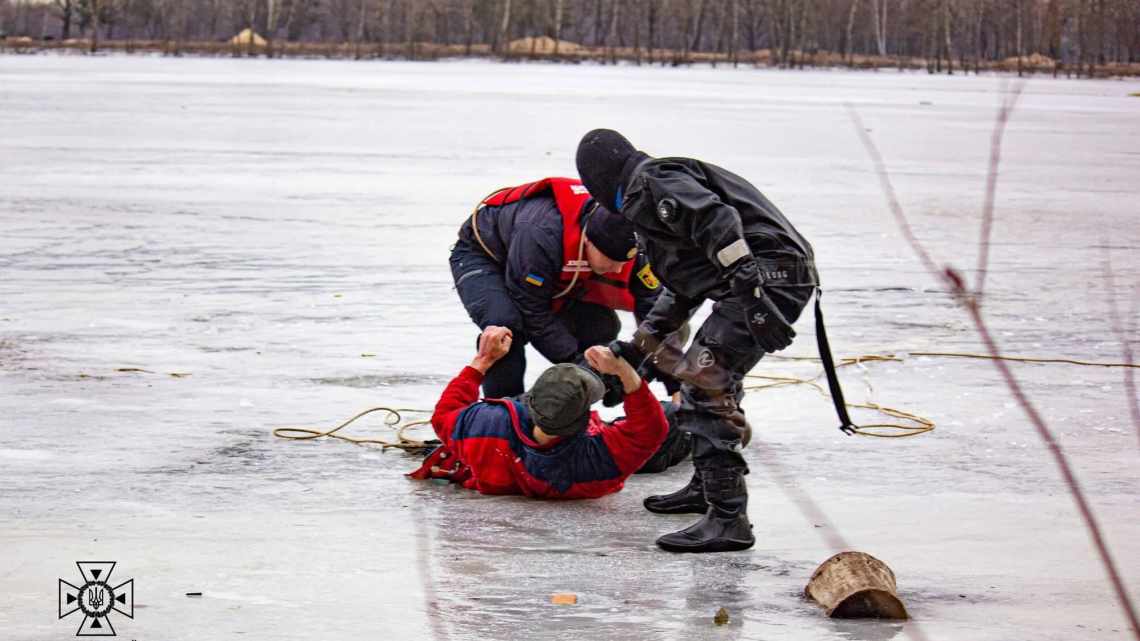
[845,104,949,290]
[1102,246,1140,450]
[974,82,1025,296]
[959,290,1140,638]
[850,95,1140,640]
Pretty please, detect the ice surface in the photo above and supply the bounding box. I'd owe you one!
[1,55,1138,641]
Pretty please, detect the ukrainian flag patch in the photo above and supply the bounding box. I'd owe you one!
[525,273,545,287]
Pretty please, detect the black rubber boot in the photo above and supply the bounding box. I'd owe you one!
[643,471,707,514]
[655,466,754,553]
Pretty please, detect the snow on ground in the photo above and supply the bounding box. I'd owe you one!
[1,54,1138,640]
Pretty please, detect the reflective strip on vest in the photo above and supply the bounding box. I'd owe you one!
[483,177,637,312]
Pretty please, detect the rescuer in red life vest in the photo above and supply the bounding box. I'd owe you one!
[450,177,678,404]
[408,326,672,498]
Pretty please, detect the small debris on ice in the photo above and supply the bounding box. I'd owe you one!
[714,607,730,625]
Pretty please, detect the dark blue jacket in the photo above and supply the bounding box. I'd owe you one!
[459,195,659,363]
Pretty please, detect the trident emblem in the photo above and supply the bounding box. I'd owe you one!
[87,586,106,610]
[59,562,134,636]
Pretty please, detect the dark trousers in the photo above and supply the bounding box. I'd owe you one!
[635,401,693,474]
[449,239,620,398]
[642,286,815,471]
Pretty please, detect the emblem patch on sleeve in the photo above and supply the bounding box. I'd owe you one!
[525,273,545,287]
[636,264,660,290]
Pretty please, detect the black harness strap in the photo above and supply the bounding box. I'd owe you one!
[814,288,857,435]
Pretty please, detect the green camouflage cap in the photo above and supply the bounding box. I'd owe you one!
[523,363,605,437]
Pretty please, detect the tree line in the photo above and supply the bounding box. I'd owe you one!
[2,0,1137,74]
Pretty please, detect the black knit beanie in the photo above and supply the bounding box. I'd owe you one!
[584,203,637,262]
[576,129,638,213]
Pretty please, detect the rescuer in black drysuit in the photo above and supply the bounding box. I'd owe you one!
[577,129,820,553]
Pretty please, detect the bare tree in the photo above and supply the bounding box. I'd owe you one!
[844,0,859,62]
[89,0,98,51]
[462,0,474,55]
[870,0,887,54]
[605,0,620,62]
[646,0,658,62]
[494,0,510,53]
[943,0,955,73]
[552,0,564,54]
[690,0,707,51]
[351,0,367,57]
[52,0,73,39]
[731,0,740,65]
[1015,0,1023,75]
[15,0,1139,69]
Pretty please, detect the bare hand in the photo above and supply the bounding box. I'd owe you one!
[472,326,512,373]
[585,345,624,375]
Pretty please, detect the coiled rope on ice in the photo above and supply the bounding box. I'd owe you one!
[273,351,1138,446]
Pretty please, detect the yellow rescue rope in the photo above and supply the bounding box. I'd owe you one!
[271,349,1135,448]
[745,354,932,438]
[272,407,436,452]
[747,350,1137,438]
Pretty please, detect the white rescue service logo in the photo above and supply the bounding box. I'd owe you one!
[656,198,678,223]
[696,349,715,368]
[59,561,135,636]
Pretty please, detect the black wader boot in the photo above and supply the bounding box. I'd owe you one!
[643,470,707,514]
[655,462,754,553]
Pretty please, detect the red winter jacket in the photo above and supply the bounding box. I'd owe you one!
[408,366,668,499]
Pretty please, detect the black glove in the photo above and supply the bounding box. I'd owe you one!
[600,373,623,407]
[573,354,624,407]
[608,340,657,383]
[728,260,795,352]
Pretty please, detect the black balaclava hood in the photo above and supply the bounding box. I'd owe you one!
[576,129,643,213]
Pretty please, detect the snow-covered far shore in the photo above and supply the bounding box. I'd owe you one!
[1,55,1138,641]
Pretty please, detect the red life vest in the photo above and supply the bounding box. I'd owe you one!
[481,177,636,312]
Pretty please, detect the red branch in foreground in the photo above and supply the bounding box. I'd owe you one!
[846,107,947,287]
[973,82,1024,296]
[958,288,1140,638]
[846,90,1140,639]
[1102,249,1140,450]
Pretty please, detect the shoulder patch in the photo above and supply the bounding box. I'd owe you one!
[525,273,545,287]
[656,198,679,223]
[636,264,660,290]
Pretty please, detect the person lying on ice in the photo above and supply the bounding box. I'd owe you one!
[450,177,679,404]
[408,325,682,499]
[576,129,820,552]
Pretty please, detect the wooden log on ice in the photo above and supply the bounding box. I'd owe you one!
[804,551,909,619]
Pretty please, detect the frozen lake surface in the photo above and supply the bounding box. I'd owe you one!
[1,55,1138,640]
